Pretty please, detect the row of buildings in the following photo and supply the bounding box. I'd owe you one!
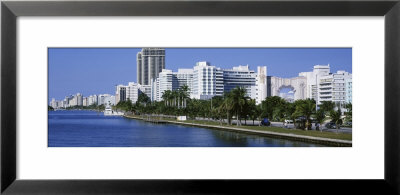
[133,48,352,107]
[50,93,116,109]
[50,48,352,110]
[115,60,352,109]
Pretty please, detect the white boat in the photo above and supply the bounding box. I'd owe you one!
[104,103,124,116]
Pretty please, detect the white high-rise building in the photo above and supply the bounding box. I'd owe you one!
[115,85,127,104]
[98,94,113,105]
[158,69,173,100]
[126,82,139,103]
[83,97,88,106]
[192,61,223,100]
[116,82,153,103]
[153,62,266,102]
[104,95,116,105]
[345,78,352,104]
[256,66,268,104]
[299,65,331,101]
[222,65,257,99]
[151,78,160,102]
[139,84,152,99]
[317,70,352,108]
[88,95,98,106]
[69,95,77,107]
[50,98,57,108]
[173,69,193,91]
[152,68,194,102]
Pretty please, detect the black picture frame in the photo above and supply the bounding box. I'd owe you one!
[1,0,399,194]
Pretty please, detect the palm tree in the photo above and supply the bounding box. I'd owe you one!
[171,90,178,107]
[180,85,190,108]
[330,108,343,134]
[314,109,326,132]
[230,87,248,126]
[219,93,234,125]
[161,90,172,107]
[285,102,297,129]
[320,101,335,114]
[294,99,316,130]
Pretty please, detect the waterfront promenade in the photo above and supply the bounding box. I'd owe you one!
[124,114,352,147]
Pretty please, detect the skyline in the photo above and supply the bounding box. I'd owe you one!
[49,48,352,102]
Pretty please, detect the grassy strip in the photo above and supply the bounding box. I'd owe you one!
[134,115,352,141]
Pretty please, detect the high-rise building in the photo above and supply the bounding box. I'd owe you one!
[317,70,352,109]
[115,85,127,104]
[116,82,152,103]
[83,97,88,106]
[223,65,257,96]
[157,69,173,101]
[104,95,116,105]
[50,98,57,108]
[76,93,83,106]
[173,69,194,91]
[256,66,268,104]
[126,82,139,103]
[192,61,223,100]
[88,95,98,106]
[299,65,331,101]
[151,78,160,102]
[139,85,152,99]
[152,69,194,102]
[345,78,352,104]
[98,94,113,105]
[137,48,165,85]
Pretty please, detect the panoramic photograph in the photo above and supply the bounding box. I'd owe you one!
[48,48,352,147]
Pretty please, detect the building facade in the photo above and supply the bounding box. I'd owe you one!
[345,78,352,104]
[317,70,352,109]
[137,48,165,85]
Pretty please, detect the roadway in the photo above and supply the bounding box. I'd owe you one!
[194,117,352,134]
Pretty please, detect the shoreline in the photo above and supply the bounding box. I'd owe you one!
[124,115,352,147]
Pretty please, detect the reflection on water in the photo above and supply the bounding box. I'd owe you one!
[48,110,324,147]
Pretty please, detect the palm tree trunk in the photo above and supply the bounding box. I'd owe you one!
[236,113,239,126]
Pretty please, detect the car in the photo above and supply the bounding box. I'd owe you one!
[345,121,352,126]
[284,119,293,123]
[325,122,337,129]
[261,118,271,126]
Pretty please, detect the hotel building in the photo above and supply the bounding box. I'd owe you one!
[137,48,165,85]
[152,61,267,103]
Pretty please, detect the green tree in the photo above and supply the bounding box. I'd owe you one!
[284,102,297,128]
[294,99,316,130]
[230,87,248,126]
[219,93,234,125]
[330,108,343,134]
[48,105,54,111]
[314,109,326,131]
[247,99,258,125]
[264,96,286,121]
[162,90,172,107]
[320,101,335,114]
[344,102,352,122]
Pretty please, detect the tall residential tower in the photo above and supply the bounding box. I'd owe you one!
[137,48,165,85]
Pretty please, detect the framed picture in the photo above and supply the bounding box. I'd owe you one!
[2,0,399,194]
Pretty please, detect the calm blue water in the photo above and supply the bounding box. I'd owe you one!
[48,110,323,147]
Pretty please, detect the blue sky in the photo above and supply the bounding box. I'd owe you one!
[48,48,352,102]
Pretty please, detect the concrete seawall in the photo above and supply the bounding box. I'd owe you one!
[124,115,352,147]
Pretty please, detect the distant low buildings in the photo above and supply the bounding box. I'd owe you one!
[49,93,116,109]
